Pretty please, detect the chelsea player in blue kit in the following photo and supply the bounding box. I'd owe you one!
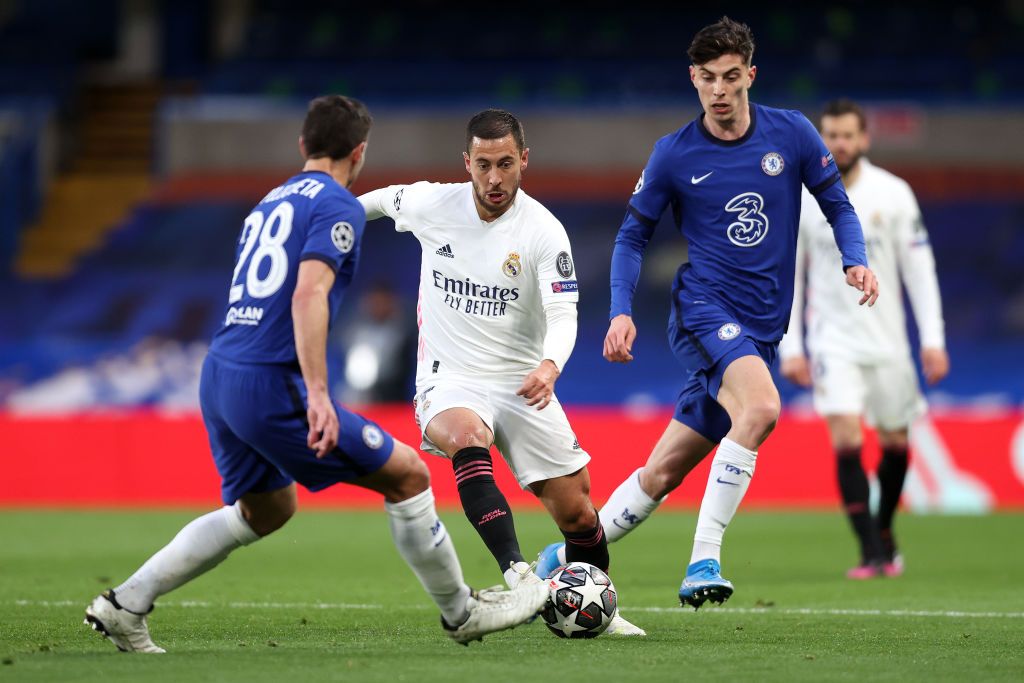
[537,18,879,608]
[84,96,548,652]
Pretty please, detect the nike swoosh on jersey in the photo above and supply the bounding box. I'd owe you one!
[691,171,713,184]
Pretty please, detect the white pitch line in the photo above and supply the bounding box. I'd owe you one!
[12,599,1024,619]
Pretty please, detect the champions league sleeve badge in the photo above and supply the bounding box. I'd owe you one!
[556,251,574,278]
[331,221,355,253]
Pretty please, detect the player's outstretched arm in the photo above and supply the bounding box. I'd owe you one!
[293,259,340,458]
[844,265,879,306]
[604,314,637,363]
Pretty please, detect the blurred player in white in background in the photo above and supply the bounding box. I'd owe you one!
[780,98,949,578]
[360,109,644,635]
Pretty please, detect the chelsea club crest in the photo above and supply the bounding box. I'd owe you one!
[502,251,522,278]
[760,152,784,176]
[718,323,741,340]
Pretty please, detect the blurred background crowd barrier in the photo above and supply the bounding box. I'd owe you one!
[1,0,1022,509]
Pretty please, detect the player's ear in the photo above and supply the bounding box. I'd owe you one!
[747,65,757,86]
[520,147,529,171]
[298,136,307,158]
[862,129,871,154]
[463,151,472,174]
[689,64,697,87]
[351,140,367,165]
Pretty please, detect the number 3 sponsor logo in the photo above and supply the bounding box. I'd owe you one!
[724,192,769,247]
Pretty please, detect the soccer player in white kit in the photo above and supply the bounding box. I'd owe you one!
[779,99,949,578]
[360,109,643,635]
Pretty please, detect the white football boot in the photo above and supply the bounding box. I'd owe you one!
[84,590,165,653]
[605,612,647,636]
[504,560,544,589]
[443,582,549,645]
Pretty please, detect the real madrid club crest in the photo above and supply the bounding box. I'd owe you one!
[761,152,784,176]
[502,251,522,278]
[718,322,741,340]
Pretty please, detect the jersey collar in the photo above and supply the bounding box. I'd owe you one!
[697,103,757,147]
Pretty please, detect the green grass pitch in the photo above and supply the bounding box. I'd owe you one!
[1,508,1022,682]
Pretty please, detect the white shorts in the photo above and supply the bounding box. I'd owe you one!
[811,354,926,430]
[413,375,590,488]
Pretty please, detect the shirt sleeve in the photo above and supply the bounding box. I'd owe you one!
[609,139,674,318]
[300,193,366,272]
[541,300,578,372]
[779,212,809,359]
[895,183,946,349]
[357,181,432,233]
[534,218,580,306]
[795,115,867,270]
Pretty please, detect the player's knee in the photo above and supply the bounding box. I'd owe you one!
[243,496,296,537]
[741,399,780,440]
[444,427,491,453]
[385,443,431,501]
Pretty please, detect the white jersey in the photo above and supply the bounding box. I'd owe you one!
[359,182,579,383]
[780,159,945,363]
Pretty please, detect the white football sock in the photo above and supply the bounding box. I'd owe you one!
[386,487,472,626]
[114,502,259,613]
[599,467,666,544]
[690,438,757,565]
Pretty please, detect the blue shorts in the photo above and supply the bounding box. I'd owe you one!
[199,353,395,504]
[667,302,778,444]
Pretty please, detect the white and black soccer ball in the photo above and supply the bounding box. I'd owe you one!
[541,561,617,638]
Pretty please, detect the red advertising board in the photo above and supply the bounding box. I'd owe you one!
[2,408,1021,510]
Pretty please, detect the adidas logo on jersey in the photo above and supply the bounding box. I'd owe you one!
[436,244,455,258]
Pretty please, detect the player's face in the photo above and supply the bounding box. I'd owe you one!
[464,135,529,221]
[820,114,868,174]
[689,54,756,126]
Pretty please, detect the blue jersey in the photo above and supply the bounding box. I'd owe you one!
[610,103,867,342]
[209,170,365,364]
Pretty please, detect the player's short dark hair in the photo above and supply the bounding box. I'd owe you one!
[465,109,526,153]
[821,98,868,131]
[688,16,755,66]
[301,95,373,161]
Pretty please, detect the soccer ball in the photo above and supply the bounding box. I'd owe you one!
[541,561,617,638]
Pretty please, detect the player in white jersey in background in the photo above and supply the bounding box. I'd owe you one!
[779,98,949,578]
[359,109,643,635]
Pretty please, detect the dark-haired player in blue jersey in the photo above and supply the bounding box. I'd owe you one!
[537,17,879,608]
[84,96,547,653]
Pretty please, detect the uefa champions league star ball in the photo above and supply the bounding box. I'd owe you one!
[541,561,617,638]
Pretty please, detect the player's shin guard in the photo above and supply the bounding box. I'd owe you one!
[386,487,472,626]
[691,439,756,564]
[836,447,884,563]
[562,520,609,572]
[452,446,524,573]
[599,467,665,544]
[877,445,909,557]
[113,502,259,614]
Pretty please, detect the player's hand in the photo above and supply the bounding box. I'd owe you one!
[517,360,559,410]
[780,355,813,388]
[921,347,950,385]
[845,265,879,306]
[306,390,339,458]
[604,314,637,363]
